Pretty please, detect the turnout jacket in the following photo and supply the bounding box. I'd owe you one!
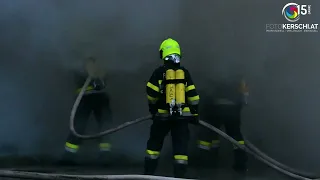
[74,71,107,95]
[72,70,113,122]
[146,65,200,118]
[212,79,249,107]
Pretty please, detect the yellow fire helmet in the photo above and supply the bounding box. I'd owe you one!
[159,38,181,63]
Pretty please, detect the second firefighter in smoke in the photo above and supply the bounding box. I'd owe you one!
[197,77,249,172]
[144,38,200,178]
[60,57,113,165]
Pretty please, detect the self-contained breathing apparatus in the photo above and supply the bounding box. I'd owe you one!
[164,68,186,116]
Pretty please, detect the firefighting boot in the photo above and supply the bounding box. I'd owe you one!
[197,140,212,167]
[97,143,112,166]
[211,140,221,168]
[173,163,187,178]
[211,147,220,168]
[57,151,77,166]
[195,149,218,168]
[144,157,159,175]
[196,140,220,168]
[232,149,248,173]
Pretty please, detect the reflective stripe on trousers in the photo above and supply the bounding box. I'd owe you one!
[174,155,188,164]
[65,142,79,153]
[99,143,111,151]
[198,140,221,150]
[146,149,160,159]
[233,140,245,149]
[65,142,112,153]
[198,140,212,150]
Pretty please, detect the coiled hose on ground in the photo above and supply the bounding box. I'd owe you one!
[0,77,318,180]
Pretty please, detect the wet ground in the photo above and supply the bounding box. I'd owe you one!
[0,138,295,180]
[0,155,293,180]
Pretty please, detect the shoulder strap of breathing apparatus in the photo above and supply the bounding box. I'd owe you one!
[160,66,187,116]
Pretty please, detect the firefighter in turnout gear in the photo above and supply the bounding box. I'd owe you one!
[197,77,249,172]
[59,57,113,165]
[144,38,200,178]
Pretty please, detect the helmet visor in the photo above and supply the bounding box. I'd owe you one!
[164,54,181,63]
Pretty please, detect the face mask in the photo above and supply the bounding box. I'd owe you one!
[164,54,181,63]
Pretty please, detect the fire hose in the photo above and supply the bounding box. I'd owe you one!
[0,77,318,180]
[244,138,319,179]
[0,170,195,180]
[69,77,320,180]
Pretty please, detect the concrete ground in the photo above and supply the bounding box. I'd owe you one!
[0,155,292,180]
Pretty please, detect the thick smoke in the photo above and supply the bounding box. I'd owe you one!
[0,0,319,175]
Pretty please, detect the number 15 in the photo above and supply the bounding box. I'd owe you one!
[299,5,308,15]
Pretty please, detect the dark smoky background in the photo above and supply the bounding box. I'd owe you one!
[0,0,319,174]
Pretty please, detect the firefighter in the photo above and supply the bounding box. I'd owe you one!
[59,57,113,165]
[144,38,200,178]
[197,78,249,172]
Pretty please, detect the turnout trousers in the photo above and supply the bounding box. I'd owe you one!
[144,117,190,178]
[198,105,248,170]
[64,93,112,156]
